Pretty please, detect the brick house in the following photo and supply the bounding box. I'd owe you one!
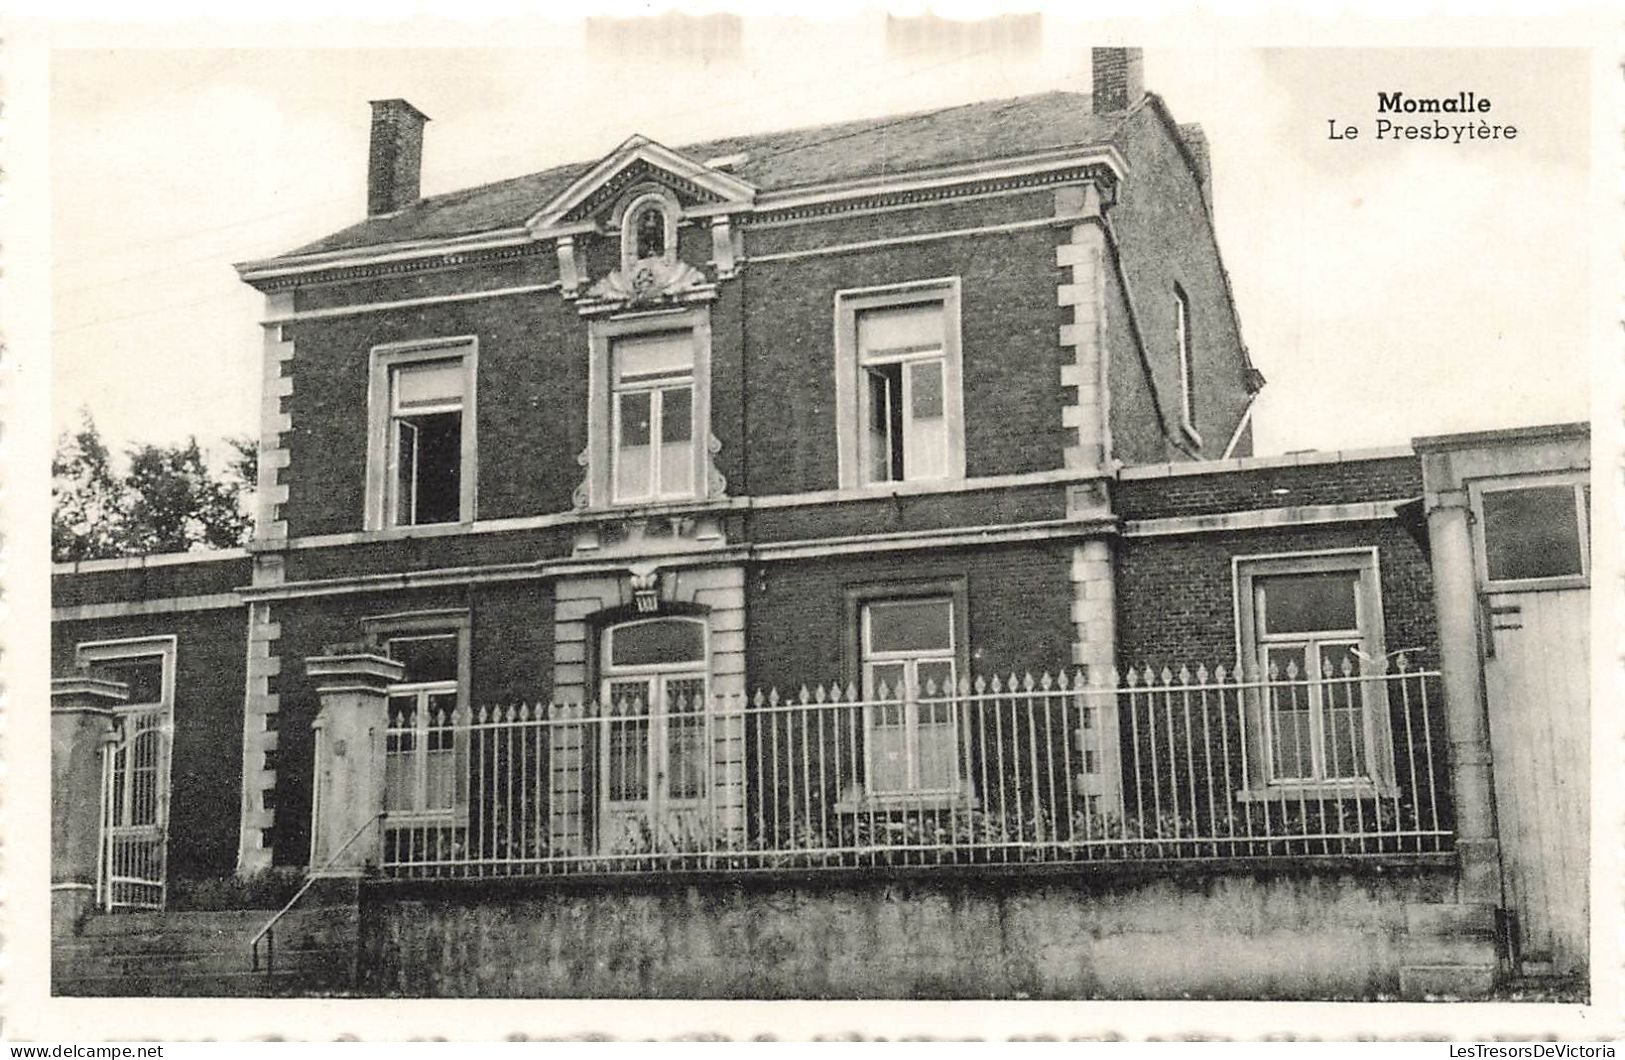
[51,50,1570,999]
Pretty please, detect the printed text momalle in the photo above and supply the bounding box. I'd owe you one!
[1378,91,1491,113]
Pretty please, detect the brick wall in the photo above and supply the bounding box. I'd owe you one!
[52,608,249,882]
[1115,522,1437,672]
[746,543,1075,694]
[269,582,556,866]
[51,556,250,609]
[1117,455,1422,521]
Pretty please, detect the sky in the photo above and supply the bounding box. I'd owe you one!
[46,15,1597,464]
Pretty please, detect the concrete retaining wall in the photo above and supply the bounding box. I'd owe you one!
[358,858,1496,1000]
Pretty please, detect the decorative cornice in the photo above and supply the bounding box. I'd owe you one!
[581,257,710,314]
[749,164,1116,226]
[253,241,554,293]
[563,158,726,225]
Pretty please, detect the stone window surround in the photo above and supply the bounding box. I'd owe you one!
[833,277,967,489]
[75,634,178,714]
[1230,547,1396,798]
[840,576,971,690]
[363,337,480,531]
[580,306,719,510]
[362,609,473,824]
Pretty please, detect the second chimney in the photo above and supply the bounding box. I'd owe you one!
[1091,48,1145,114]
[368,99,430,217]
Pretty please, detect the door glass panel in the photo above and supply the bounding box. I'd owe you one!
[606,680,651,802]
[867,599,953,654]
[1482,484,1584,581]
[665,677,707,801]
[608,619,705,668]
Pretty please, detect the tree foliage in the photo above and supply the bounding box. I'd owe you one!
[52,412,257,562]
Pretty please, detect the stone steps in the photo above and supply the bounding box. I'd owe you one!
[54,904,358,998]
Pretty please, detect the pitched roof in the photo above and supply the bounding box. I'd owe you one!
[289,90,1120,257]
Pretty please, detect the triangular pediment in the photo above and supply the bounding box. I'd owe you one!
[526,136,756,234]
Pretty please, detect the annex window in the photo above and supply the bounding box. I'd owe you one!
[1235,552,1394,792]
[366,339,478,530]
[77,636,176,833]
[1473,473,1590,589]
[1175,286,1199,444]
[835,280,965,489]
[861,597,962,796]
[611,331,696,503]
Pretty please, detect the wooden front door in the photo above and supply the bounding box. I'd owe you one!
[1474,474,1590,976]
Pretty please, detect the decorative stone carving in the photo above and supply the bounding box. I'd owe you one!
[628,567,662,613]
[584,256,709,310]
[571,512,727,559]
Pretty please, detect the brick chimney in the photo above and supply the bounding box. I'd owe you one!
[1091,48,1145,114]
[367,99,430,217]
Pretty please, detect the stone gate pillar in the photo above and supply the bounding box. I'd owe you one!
[52,670,128,934]
[306,649,403,878]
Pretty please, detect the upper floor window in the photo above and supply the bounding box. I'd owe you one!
[835,279,965,489]
[580,308,716,510]
[1472,473,1590,589]
[366,339,478,530]
[1175,286,1199,444]
[612,331,696,503]
[1234,551,1394,793]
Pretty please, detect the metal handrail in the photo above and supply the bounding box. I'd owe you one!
[249,810,386,974]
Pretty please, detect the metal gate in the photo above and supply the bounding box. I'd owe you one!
[98,707,171,911]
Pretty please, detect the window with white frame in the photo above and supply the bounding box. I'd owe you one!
[582,310,714,510]
[1235,552,1394,791]
[77,637,176,831]
[611,331,696,503]
[1473,473,1590,588]
[366,340,478,530]
[860,597,962,796]
[835,281,965,488]
[381,628,468,820]
[1175,286,1198,443]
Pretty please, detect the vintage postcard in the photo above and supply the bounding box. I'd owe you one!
[6,0,1619,1043]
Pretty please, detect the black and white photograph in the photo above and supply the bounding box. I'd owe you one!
[12,1,1617,1042]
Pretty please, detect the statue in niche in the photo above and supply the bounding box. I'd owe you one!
[634,205,666,261]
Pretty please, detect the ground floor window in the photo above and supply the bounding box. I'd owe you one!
[1234,550,1395,792]
[861,596,962,797]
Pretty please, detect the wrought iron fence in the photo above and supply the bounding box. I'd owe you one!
[377,658,1449,879]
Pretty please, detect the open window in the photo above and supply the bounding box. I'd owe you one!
[835,279,965,488]
[1234,551,1395,794]
[365,339,478,530]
